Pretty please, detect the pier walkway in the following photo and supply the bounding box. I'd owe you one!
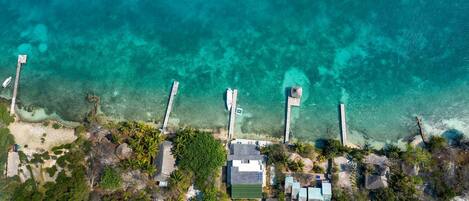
[284,91,301,144]
[339,103,348,146]
[10,55,27,115]
[227,89,238,140]
[161,80,179,133]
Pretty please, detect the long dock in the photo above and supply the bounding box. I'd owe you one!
[227,89,238,140]
[10,55,27,115]
[161,80,179,133]
[284,93,301,144]
[339,104,348,146]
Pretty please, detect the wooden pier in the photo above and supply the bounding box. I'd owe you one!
[339,103,348,146]
[227,89,238,140]
[284,88,301,144]
[10,55,27,115]
[161,80,179,133]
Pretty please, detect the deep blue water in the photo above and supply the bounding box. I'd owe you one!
[0,0,468,144]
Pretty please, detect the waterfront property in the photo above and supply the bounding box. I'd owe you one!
[284,176,332,201]
[227,142,265,199]
[154,141,176,187]
[364,154,390,190]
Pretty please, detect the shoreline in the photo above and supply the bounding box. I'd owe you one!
[2,96,466,150]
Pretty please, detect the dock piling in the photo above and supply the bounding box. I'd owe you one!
[10,55,27,115]
[161,80,179,133]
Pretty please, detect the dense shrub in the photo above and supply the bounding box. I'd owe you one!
[116,121,164,175]
[172,128,226,197]
[100,166,122,190]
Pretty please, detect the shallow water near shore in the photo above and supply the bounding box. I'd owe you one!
[0,0,468,144]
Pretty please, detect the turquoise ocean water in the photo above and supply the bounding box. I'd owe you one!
[0,0,468,144]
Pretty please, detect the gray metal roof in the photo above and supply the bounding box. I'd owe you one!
[230,143,260,155]
[228,143,264,161]
[154,141,176,181]
[230,166,263,184]
[227,143,264,185]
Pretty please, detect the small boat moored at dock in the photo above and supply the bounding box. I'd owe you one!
[226,88,233,111]
[2,76,12,88]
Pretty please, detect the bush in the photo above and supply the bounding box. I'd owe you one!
[427,136,447,152]
[312,164,325,173]
[0,104,14,126]
[291,142,315,158]
[46,166,58,177]
[383,144,402,159]
[100,167,122,190]
[287,159,304,172]
[75,125,86,135]
[12,179,43,201]
[401,145,431,168]
[322,139,344,158]
[42,121,49,127]
[52,123,62,129]
[173,128,226,194]
[0,128,15,168]
[30,153,44,164]
[117,121,164,175]
[261,144,288,165]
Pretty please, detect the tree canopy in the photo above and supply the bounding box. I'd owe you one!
[115,121,164,175]
[172,128,226,197]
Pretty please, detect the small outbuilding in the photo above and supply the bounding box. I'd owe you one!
[154,141,176,187]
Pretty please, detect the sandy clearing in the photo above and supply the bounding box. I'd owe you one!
[8,121,77,153]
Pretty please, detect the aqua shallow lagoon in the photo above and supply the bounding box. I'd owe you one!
[0,0,468,144]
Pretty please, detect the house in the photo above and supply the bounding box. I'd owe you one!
[227,143,265,199]
[292,182,301,199]
[321,181,332,201]
[285,176,294,194]
[154,141,176,187]
[299,188,307,201]
[364,154,390,190]
[6,151,19,177]
[308,187,323,201]
[286,176,332,201]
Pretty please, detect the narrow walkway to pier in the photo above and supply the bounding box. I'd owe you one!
[10,55,27,115]
[284,88,301,144]
[227,89,238,140]
[339,103,348,146]
[161,80,179,133]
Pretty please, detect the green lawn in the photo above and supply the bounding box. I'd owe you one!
[231,184,263,199]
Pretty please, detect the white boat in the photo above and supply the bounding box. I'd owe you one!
[2,76,12,88]
[226,88,233,111]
